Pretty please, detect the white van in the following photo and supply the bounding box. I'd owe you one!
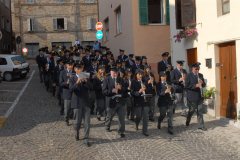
[0,54,30,81]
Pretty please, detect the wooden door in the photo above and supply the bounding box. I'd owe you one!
[219,42,237,119]
[187,48,197,68]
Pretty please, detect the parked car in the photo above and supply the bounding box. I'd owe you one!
[0,54,30,81]
[0,71,2,83]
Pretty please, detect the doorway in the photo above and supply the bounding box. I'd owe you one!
[219,42,237,119]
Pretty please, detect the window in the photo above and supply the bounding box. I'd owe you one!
[56,0,64,3]
[11,56,26,65]
[85,0,95,3]
[115,6,122,34]
[222,0,230,15]
[148,0,164,24]
[104,18,109,41]
[27,0,35,3]
[87,17,96,30]
[175,0,196,29]
[0,58,7,65]
[53,18,67,30]
[139,0,170,25]
[1,17,5,29]
[6,19,10,32]
[27,18,35,32]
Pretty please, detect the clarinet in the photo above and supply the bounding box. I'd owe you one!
[140,80,147,102]
[197,74,203,97]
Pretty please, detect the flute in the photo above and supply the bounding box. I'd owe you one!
[140,80,147,102]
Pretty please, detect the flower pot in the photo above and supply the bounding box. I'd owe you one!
[204,98,213,105]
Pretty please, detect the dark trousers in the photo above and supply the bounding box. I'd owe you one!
[105,98,126,134]
[126,97,134,119]
[135,106,149,134]
[38,67,44,82]
[158,105,173,129]
[73,107,91,139]
[187,100,204,128]
[96,98,106,117]
[64,100,71,121]
[149,96,156,119]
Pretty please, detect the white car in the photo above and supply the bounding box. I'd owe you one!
[0,54,30,81]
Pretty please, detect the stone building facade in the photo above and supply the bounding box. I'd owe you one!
[0,0,12,54]
[12,0,98,57]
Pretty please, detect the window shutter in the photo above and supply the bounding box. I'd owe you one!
[175,0,183,29]
[53,18,57,30]
[181,0,196,27]
[91,18,96,30]
[64,18,68,30]
[139,0,148,25]
[166,0,170,25]
[27,18,31,31]
[87,17,91,30]
[32,18,36,31]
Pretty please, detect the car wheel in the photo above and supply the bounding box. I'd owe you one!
[20,74,27,78]
[4,72,13,81]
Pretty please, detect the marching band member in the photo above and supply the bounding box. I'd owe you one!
[131,69,152,136]
[157,71,174,135]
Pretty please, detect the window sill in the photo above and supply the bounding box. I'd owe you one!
[114,32,122,37]
[147,23,168,26]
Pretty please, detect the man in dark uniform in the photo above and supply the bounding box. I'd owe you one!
[82,48,92,72]
[69,63,92,146]
[185,62,207,131]
[142,56,151,69]
[132,56,144,74]
[102,66,128,138]
[117,49,128,62]
[170,60,188,116]
[59,60,74,126]
[156,71,174,135]
[36,49,47,83]
[54,58,65,114]
[126,54,135,69]
[158,52,172,82]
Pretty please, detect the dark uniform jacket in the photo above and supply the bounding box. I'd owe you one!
[185,72,206,103]
[59,69,74,100]
[69,74,92,109]
[131,79,153,107]
[82,55,92,72]
[170,68,187,93]
[117,55,128,62]
[158,60,168,74]
[93,76,105,99]
[36,55,47,70]
[102,76,128,98]
[157,82,173,107]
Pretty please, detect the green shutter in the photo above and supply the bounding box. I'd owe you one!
[139,0,148,25]
[166,0,170,25]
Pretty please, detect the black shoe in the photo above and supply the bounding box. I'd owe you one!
[157,122,161,129]
[84,140,90,147]
[149,118,155,122]
[186,119,190,126]
[198,127,207,131]
[97,116,101,121]
[106,128,111,132]
[168,129,174,135]
[135,125,139,131]
[65,120,70,126]
[75,133,79,141]
[120,133,125,138]
[143,133,149,137]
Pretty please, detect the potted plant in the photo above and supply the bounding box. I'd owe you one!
[203,87,216,106]
[173,26,198,43]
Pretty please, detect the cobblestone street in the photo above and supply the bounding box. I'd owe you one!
[0,67,240,160]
